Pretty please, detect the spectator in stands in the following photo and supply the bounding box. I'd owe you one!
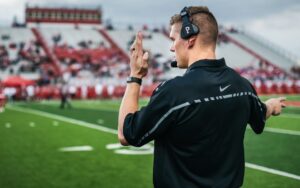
[52,33,62,46]
[106,22,114,30]
[118,6,286,188]
[128,25,133,31]
[0,46,9,70]
[291,65,300,77]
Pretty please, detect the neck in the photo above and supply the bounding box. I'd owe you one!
[188,48,216,67]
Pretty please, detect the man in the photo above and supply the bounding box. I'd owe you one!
[60,81,72,109]
[118,6,286,188]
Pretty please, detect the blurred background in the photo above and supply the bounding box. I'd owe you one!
[0,0,299,188]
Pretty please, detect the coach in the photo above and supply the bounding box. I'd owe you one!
[118,6,286,188]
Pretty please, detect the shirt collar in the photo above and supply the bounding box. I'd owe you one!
[187,58,226,72]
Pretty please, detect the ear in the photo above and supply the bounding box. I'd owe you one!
[187,36,196,49]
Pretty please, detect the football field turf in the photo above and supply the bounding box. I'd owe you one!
[0,96,299,188]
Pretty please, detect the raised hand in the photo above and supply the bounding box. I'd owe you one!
[129,32,149,78]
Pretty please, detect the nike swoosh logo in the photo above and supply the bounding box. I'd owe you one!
[219,85,231,92]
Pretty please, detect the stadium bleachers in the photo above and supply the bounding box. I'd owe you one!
[216,39,257,68]
[225,30,296,73]
[0,27,45,80]
[0,28,35,49]
[107,29,173,60]
[40,27,110,49]
[1,25,300,100]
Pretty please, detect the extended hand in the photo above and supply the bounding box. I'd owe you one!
[265,97,286,117]
[129,32,149,78]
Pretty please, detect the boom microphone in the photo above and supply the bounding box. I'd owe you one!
[170,61,177,68]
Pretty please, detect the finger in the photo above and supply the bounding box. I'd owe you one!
[130,37,137,50]
[136,32,143,56]
[130,46,135,52]
[142,51,149,62]
[130,33,138,52]
[130,43,136,52]
[279,97,286,102]
[131,50,137,60]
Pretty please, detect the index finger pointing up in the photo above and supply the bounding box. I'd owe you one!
[130,35,137,52]
[136,31,143,54]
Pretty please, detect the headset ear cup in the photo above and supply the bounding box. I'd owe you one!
[181,24,199,39]
[192,24,199,35]
[181,24,193,39]
[179,6,200,39]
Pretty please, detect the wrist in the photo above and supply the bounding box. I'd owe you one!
[129,74,143,79]
[127,76,142,85]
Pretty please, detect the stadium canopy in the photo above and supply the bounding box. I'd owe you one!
[2,76,35,87]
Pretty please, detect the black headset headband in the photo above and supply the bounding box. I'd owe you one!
[180,7,217,39]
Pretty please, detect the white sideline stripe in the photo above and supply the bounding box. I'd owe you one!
[106,143,124,150]
[59,145,93,152]
[246,127,300,136]
[115,149,154,155]
[245,163,300,180]
[280,114,300,119]
[106,143,154,155]
[106,143,153,150]
[264,127,300,136]
[6,105,300,180]
[8,105,299,137]
[7,106,117,135]
[8,105,299,136]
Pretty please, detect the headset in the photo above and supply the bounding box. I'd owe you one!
[180,6,217,40]
[171,7,217,67]
[180,6,199,40]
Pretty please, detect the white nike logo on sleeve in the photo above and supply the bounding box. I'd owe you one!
[219,85,231,92]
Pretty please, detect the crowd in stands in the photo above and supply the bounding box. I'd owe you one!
[0,26,300,101]
[291,65,300,78]
[52,32,130,84]
[0,34,57,85]
[237,60,288,81]
[236,60,300,94]
[53,30,171,86]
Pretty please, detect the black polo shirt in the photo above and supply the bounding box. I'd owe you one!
[123,58,267,188]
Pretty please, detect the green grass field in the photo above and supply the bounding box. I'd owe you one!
[0,95,299,188]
